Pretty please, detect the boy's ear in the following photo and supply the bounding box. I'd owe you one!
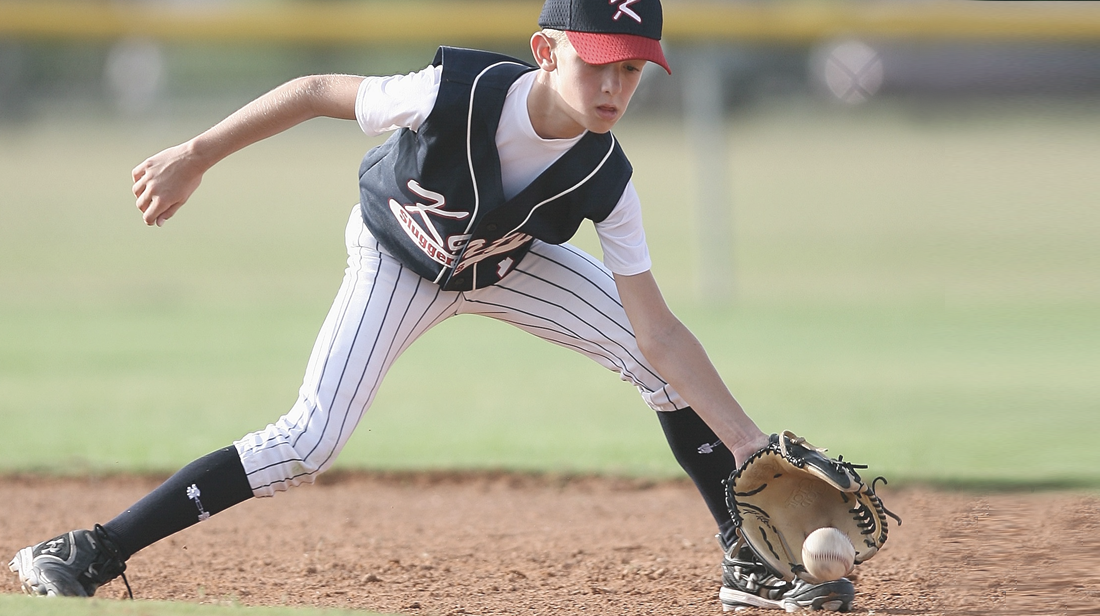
[530,32,557,71]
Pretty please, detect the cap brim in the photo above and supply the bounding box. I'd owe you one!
[565,31,671,75]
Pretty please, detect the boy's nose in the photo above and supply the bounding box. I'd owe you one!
[602,69,621,94]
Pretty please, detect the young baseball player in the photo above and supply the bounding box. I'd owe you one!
[9,0,855,611]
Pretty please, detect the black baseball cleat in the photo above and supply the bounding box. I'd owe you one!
[719,538,854,612]
[9,525,131,598]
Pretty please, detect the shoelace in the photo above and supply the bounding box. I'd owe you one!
[93,524,133,599]
[726,553,791,593]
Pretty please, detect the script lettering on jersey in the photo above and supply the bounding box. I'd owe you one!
[610,0,642,23]
[453,232,533,275]
[446,233,473,253]
[388,179,470,268]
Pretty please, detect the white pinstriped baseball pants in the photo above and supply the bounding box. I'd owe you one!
[235,208,687,497]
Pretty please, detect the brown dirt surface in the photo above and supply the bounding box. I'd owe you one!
[2,472,1099,615]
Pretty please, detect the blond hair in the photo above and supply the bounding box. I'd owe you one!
[541,28,571,50]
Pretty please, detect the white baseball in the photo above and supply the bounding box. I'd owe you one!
[801,527,856,583]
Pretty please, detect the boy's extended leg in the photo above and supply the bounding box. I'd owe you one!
[102,447,253,559]
[10,210,460,597]
[233,212,459,496]
[9,447,251,597]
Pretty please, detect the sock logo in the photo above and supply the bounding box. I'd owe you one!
[186,484,211,521]
[697,440,723,454]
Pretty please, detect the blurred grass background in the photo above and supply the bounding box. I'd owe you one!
[0,0,1097,489]
[2,100,1095,486]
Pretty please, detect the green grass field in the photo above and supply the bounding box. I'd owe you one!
[1,99,1097,490]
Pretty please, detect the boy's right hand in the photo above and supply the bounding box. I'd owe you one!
[132,141,206,227]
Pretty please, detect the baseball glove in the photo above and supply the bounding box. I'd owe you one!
[725,431,900,583]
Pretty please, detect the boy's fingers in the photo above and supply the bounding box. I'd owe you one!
[145,197,185,227]
[135,184,152,213]
[143,196,166,226]
[157,203,182,227]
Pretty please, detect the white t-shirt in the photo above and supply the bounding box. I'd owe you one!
[355,66,651,276]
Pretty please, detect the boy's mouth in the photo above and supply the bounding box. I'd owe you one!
[596,105,619,120]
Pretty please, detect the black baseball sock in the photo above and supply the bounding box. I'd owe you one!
[101,446,254,560]
[657,407,739,548]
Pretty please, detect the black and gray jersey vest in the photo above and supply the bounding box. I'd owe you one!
[357,46,633,291]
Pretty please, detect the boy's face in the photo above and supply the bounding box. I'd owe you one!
[545,40,645,135]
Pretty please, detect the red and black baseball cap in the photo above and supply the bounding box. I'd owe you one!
[538,0,671,75]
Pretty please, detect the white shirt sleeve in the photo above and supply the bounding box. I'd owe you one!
[355,65,443,136]
[594,181,652,276]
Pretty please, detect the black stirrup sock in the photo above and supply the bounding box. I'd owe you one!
[101,446,254,560]
[657,407,739,545]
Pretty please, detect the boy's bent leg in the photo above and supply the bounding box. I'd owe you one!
[461,241,685,411]
[656,408,739,544]
[464,243,734,526]
[463,244,847,611]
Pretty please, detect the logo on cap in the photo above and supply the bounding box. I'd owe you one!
[612,0,642,23]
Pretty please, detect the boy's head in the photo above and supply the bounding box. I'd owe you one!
[538,0,671,75]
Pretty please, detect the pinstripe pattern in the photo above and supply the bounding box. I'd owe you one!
[235,208,683,497]
[462,242,682,411]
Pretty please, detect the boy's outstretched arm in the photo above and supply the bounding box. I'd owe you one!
[615,271,770,465]
[132,74,364,227]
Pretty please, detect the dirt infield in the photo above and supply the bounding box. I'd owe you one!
[2,473,1098,615]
